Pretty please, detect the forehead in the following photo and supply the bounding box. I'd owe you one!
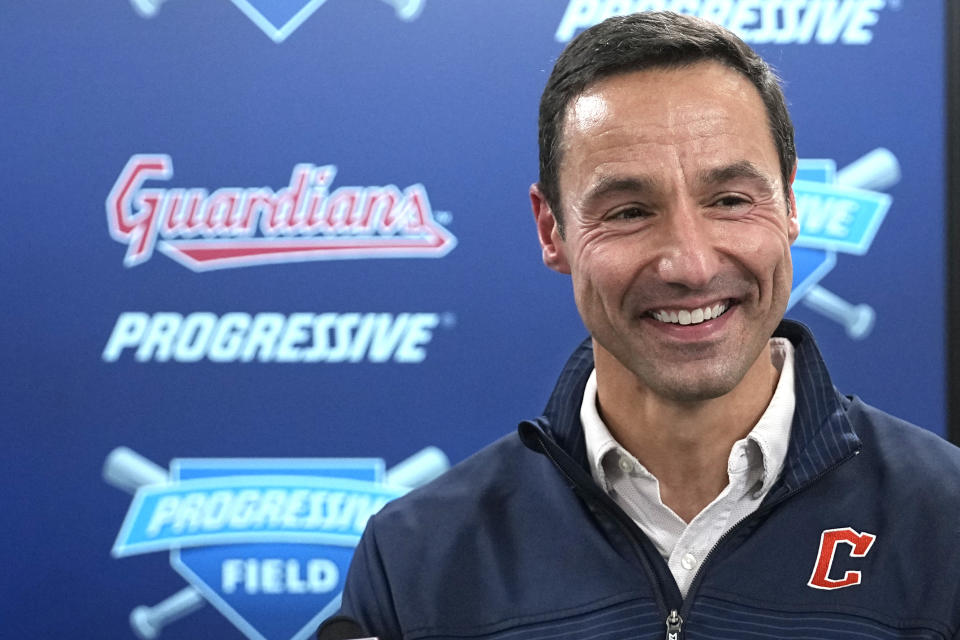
[558,61,778,186]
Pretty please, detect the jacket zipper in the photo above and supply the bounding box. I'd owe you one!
[525,421,682,630]
[524,419,861,640]
[676,448,861,627]
[592,490,687,640]
[587,487,687,639]
[665,609,683,640]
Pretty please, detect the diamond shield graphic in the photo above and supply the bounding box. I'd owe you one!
[788,153,893,312]
[109,447,449,639]
[227,0,425,42]
[789,160,839,309]
[132,0,425,41]
[229,0,330,42]
[110,450,444,640]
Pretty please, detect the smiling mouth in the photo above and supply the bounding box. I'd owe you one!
[649,300,732,326]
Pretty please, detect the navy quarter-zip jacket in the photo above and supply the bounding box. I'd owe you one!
[338,321,960,639]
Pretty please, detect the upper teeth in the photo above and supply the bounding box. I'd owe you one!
[653,302,728,325]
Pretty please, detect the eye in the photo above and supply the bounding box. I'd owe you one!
[712,195,752,211]
[607,206,651,221]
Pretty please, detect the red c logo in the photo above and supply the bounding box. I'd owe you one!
[808,527,876,590]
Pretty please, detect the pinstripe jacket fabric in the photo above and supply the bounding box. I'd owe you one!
[338,321,960,640]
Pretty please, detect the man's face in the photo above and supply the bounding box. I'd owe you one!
[533,61,798,403]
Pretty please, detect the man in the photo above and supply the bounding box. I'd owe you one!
[334,12,960,640]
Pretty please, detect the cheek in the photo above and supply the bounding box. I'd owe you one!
[569,244,639,305]
[724,223,793,278]
[585,241,646,286]
[743,237,794,308]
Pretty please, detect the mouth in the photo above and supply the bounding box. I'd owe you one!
[648,300,734,326]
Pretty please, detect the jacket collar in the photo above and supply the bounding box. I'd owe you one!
[768,320,861,497]
[519,320,861,495]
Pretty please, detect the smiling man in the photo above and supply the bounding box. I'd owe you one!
[531,57,800,528]
[333,12,960,640]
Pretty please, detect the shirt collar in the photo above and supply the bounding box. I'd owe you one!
[580,338,796,495]
[746,337,794,494]
[580,368,617,490]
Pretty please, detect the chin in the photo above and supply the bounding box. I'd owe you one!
[672,385,735,403]
[638,361,746,403]
[654,378,739,403]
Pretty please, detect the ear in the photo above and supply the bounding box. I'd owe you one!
[530,183,571,274]
[786,163,799,245]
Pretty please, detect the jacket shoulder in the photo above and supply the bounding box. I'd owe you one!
[374,431,539,528]
[848,396,960,478]
[843,396,960,518]
[342,430,651,637]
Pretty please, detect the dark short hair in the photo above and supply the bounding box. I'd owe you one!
[538,11,796,234]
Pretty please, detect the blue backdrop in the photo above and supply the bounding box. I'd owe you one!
[0,1,947,638]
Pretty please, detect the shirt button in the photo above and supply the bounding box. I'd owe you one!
[681,553,697,571]
[617,456,634,473]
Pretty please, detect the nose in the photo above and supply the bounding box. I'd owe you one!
[653,205,720,290]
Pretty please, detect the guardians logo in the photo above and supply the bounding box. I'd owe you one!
[106,446,449,639]
[106,155,456,272]
[130,0,426,43]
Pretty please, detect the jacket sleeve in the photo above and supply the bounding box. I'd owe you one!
[338,515,403,640]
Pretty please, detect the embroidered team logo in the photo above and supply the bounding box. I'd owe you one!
[105,445,448,639]
[789,148,897,340]
[807,527,876,590]
[106,155,457,271]
[130,0,425,43]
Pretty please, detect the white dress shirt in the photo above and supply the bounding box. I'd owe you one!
[581,338,796,597]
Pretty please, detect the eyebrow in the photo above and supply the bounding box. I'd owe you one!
[581,160,777,207]
[700,161,775,191]
[581,175,659,206]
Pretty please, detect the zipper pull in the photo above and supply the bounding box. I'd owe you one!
[665,609,683,640]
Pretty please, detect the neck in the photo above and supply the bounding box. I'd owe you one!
[593,340,780,522]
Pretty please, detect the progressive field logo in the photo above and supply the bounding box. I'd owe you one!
[106,155,456,271]
[788,148,897,339]
[106,446,449,640]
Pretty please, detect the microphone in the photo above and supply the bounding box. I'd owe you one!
[316,615,377,640]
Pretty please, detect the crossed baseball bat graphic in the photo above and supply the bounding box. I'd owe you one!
[104,445,449,638]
